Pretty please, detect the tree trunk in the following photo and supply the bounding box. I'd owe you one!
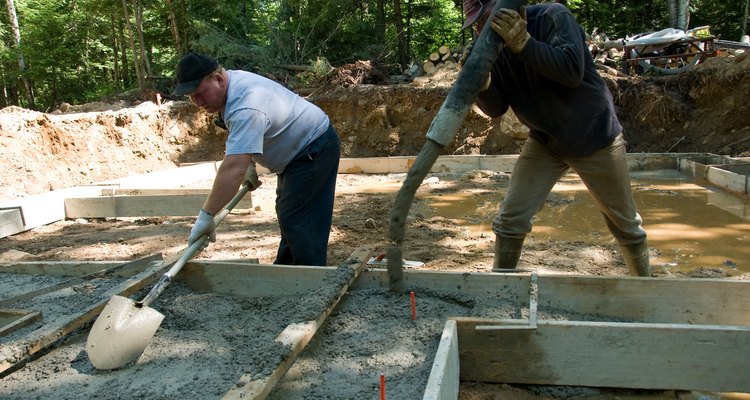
[393,0,408,72]
[742,0,749,37]
[676,0,690,31]
[121,0,146,93]
[668,0,690,30]
[165,0,183,55]
[5,0,35,108]
[134,0,153,80]
[110,12,121,94]
[376,0,385,49]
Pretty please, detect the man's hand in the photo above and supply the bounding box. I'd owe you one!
[490,8,530,53]
[243,164,262,191]
[458,42,492,92]
[188,209,216,248]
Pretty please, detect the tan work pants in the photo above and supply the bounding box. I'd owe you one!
[492,134,647,245]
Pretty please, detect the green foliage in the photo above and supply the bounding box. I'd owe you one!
[691,0,748,41]
[2,0,746,111]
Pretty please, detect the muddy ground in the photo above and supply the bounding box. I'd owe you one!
[1,53,749,399]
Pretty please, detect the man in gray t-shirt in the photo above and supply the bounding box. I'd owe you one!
[173,52,340,266]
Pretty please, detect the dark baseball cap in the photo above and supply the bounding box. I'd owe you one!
[173,52,219,96]
[462,0,495,30]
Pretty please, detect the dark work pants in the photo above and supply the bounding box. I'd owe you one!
[273,125,340,266]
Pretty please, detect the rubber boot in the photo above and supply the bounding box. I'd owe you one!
[620,241,652,277]
[492,236,525,272]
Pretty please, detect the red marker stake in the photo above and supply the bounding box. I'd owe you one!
[410,291,416,320]
[380,373,386,400]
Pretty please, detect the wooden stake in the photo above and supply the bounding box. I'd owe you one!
[410,291,416,320]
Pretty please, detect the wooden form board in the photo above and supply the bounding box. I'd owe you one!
[64,190,253,218]
[337,153,689,175]
[422,320,460,400]
[0,207,24,238]
[679,155,750,196]
[454,317,750,392]
[0,185,105,239]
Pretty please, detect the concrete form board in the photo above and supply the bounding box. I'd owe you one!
[679,156,750,195]
[64,192,253,218]
[0,207,24,238]
[422,319,460,400]
[455,318,750,392]
[706,165,749,194]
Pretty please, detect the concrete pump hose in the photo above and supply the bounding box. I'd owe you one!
[387,0,525,292]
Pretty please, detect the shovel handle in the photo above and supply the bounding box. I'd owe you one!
[138,179,253,307]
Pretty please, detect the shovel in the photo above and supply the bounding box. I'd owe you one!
[86,166,260,370]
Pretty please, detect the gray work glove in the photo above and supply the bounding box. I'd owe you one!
[490,8,530,53]
[188,208,216,248]
[458,42,491,92]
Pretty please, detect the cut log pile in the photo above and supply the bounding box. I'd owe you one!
[422,45,463,75]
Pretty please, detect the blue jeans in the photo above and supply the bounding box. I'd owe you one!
[274,125,340,266]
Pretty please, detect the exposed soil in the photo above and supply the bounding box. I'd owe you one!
[1,53,749,399]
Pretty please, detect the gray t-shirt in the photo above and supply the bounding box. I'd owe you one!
[222,70,329,173]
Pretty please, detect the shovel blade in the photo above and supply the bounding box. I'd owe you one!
[86,295,165,370]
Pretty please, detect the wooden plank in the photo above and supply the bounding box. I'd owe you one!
[179,261,335,296]
[422,319,460,400]
[0,260,155,277]
[0,186,104,238]
[0,254,163,308]
[64,193,253,218]
[0,309,43,336]
[455,318,750,392]
[0,207,24,238]
[0,260,173,376]
[354,270,750,326]
[221,245,373,400]
[706,165,747,194]
[536,275,750,326]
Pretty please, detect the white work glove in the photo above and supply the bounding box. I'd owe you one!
[243,165,262,191]
[188,208,216,248]
[491,8,530,53]
[458,42,491,92]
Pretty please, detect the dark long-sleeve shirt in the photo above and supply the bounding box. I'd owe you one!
[476,3,621,157]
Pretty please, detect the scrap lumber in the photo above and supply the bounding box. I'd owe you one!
[221,245,373,400]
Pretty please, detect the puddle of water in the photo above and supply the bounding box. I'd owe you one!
[416,171,750,274]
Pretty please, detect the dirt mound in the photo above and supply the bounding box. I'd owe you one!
[608,53,750,155]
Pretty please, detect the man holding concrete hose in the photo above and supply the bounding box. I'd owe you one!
[459,0,651,276]
[173,52,341,266]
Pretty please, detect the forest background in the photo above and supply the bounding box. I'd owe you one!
[2,0,749,112]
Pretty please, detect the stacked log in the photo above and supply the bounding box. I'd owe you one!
[422,45,463,75]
